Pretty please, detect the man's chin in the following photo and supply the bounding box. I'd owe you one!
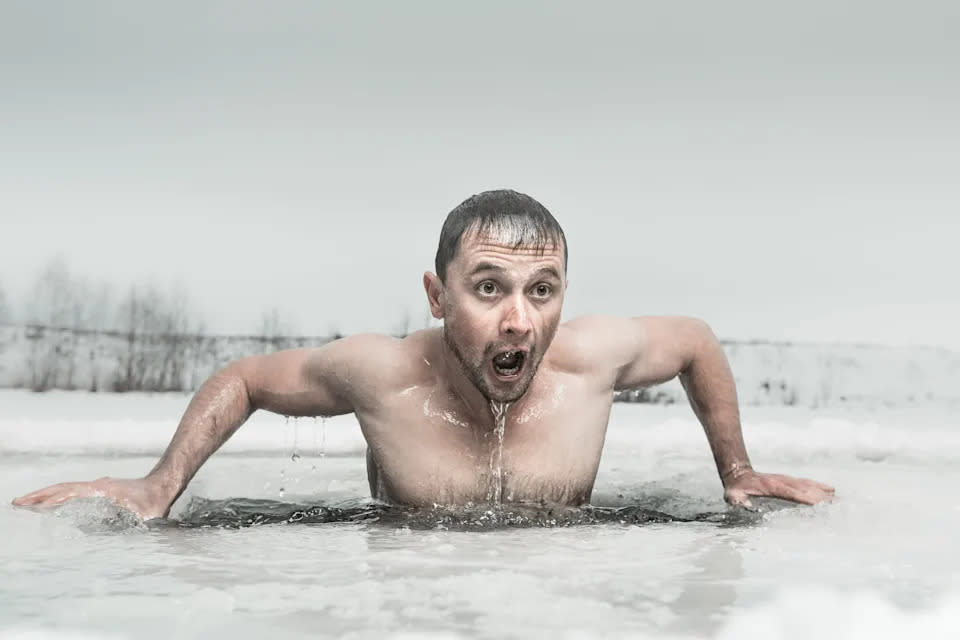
[483,375,534,404]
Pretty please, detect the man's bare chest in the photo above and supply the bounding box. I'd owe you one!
[358,385,614,506]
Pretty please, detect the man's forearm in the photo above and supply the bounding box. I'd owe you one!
[678,327,752,485]
[145,365,254,505]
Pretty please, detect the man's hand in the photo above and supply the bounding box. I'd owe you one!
[723,470,835,508]
[12,476,172,520]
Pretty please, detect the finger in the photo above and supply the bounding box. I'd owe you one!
[784,476,836,494]
[746,478,819,505]
[758,476,836,505]
[43,489,89,506]
[13,483,100,508]
[795,480,836,503]
[781,481,833,505]
[12,483,72,506]
[723,488,754,509]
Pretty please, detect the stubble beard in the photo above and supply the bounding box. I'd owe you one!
[443,326,539,404]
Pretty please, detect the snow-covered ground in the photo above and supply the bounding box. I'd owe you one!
[3,391,960,639]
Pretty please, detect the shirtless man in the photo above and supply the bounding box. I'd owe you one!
[13,190,834,519]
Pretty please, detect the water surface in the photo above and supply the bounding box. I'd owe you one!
[3,392,959,639]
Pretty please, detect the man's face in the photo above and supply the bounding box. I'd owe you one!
[433,230,566,403]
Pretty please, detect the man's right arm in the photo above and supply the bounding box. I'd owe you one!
[12,334,388,519]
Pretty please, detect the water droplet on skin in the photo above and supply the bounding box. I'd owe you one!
[291,453,301,462]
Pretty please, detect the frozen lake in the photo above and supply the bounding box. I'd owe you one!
[3,390,960,639]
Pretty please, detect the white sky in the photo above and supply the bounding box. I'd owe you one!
[1,1,958,347]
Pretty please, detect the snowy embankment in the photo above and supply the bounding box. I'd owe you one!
[0,324,957,408]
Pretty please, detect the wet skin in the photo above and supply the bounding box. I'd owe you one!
[360,326,615,506]
[12,234,835,518]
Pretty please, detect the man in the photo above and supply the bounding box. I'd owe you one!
[13,190,834,519]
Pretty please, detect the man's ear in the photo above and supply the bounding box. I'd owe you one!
[423,272,445,319]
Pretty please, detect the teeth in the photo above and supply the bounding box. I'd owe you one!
[493,350,523,371]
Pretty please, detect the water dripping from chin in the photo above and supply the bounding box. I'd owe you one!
[488,401,510,504]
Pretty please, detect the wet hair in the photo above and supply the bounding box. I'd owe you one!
[434,189,568,282]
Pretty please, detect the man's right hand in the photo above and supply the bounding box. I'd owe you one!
[12,339,379,522]
[12,476,172,521]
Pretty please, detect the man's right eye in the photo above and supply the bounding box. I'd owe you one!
[477,281,498,296]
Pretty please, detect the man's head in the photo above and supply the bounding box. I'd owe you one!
[424,190,568,403]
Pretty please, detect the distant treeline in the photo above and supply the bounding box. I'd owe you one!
[0,323,689,400]
[0,323,337,393]
[2,259,959,407]
[0,257,332,392]
[0,256,308,341]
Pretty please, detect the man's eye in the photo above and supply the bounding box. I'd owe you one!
[533,284,552,298]
[478,282,497,295]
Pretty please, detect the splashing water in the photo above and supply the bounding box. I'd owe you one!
[319,416,327,458]
[160,496,754,530]
[291,417,300,462]
[309,416,327,473]
[279,416,290,497]
[489,401,510,503]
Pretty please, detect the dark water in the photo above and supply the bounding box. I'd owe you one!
[153,496,763,530]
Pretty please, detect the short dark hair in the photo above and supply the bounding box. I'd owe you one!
[434,189,567,282]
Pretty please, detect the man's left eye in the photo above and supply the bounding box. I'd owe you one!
[533,284,552,297]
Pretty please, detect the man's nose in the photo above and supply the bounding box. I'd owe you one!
[500,295,533,336]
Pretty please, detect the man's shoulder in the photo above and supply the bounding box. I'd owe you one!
[317,328,437,380]
[557,314,642,349]
[304,329,438,406]
[549,315,641,375]
[561,314,635,335]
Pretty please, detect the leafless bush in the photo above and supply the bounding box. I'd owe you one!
[25,257,79,391]
[257,307,296,353]
[113,284,203,392]
[21,258,120,391]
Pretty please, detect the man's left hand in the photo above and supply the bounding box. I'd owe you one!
[723,471,835,507]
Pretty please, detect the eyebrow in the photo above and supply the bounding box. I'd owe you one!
[467,263,562,281]
[468,262,506,276]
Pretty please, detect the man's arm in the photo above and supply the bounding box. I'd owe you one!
[584,315,834,506]
[12,334,389,519]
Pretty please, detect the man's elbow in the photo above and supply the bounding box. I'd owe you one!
[679,317,722,370]
[208,358,257,408]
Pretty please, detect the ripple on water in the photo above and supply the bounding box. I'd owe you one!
[149,496,763,531]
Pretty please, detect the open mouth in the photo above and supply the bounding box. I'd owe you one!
[491,349,527,379]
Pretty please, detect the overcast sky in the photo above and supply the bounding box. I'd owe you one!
[1,1,957,347]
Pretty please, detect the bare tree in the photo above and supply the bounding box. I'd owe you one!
[81,282,115,392]
[114,283,203,392]
[25,257,80,390]
[25,256,75,328]
[257,307,297,352]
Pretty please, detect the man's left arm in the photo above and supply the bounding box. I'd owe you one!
[612,315,835,507]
